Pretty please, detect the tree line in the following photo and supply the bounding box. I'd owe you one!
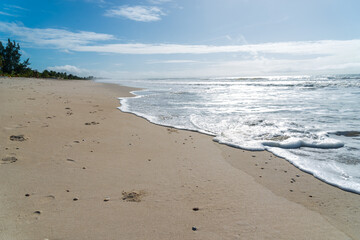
[0,39,94,80]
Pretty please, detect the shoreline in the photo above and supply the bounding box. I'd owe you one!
[1,77,359,239]
[117,83,360,195]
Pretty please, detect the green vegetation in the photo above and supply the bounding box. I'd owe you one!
[0,39,93,80]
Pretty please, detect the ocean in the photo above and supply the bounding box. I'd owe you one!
[98,75,360,193]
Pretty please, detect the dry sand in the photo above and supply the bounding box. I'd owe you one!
[0,77,359,240]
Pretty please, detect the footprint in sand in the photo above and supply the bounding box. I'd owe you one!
[122,191,144,202]
[85,121,99,125]
[10,135,26,141]
[65,107,73,116]
[1,156,18,164]
[35,195,56,204]
[167,128,178,134]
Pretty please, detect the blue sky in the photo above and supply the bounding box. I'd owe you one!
[0,0,360,78]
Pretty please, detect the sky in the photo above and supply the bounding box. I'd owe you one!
[0,0,360,78]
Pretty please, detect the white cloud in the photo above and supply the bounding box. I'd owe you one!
[47,65,90,76]
[0,22,114,49]
[6,21,359,58]
[3,4,28,11]
[147,59,199,64]
[147,0,172,4]
[0,11,15,17]
[105,5,165,22]
[72,40,360,56]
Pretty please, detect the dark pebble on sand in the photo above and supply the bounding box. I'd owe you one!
[25,193,30,197]
[34,211,41,214]
[309,195,313,198]
[192,226,197,231]
[73,197,79,201]
[192,207,199,211]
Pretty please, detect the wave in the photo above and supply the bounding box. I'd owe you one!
[262,139,344,149]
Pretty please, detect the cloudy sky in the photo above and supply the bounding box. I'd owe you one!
[0,0,360,78]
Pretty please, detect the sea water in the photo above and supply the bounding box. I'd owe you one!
[98,75,360,193]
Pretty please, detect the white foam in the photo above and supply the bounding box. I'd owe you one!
[262,138,344,149]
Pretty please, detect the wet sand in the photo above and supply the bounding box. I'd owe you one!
[0,77,359,239]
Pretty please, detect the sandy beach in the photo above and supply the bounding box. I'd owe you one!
[0,77,359,240]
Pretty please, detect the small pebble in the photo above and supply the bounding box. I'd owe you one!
[192,226,197,231]
[73,197,79,201]
[25,193,30,197]
[104,197,110,202]
[34,210,41,214]
[82,167,86,169]
[192,207,199,211]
